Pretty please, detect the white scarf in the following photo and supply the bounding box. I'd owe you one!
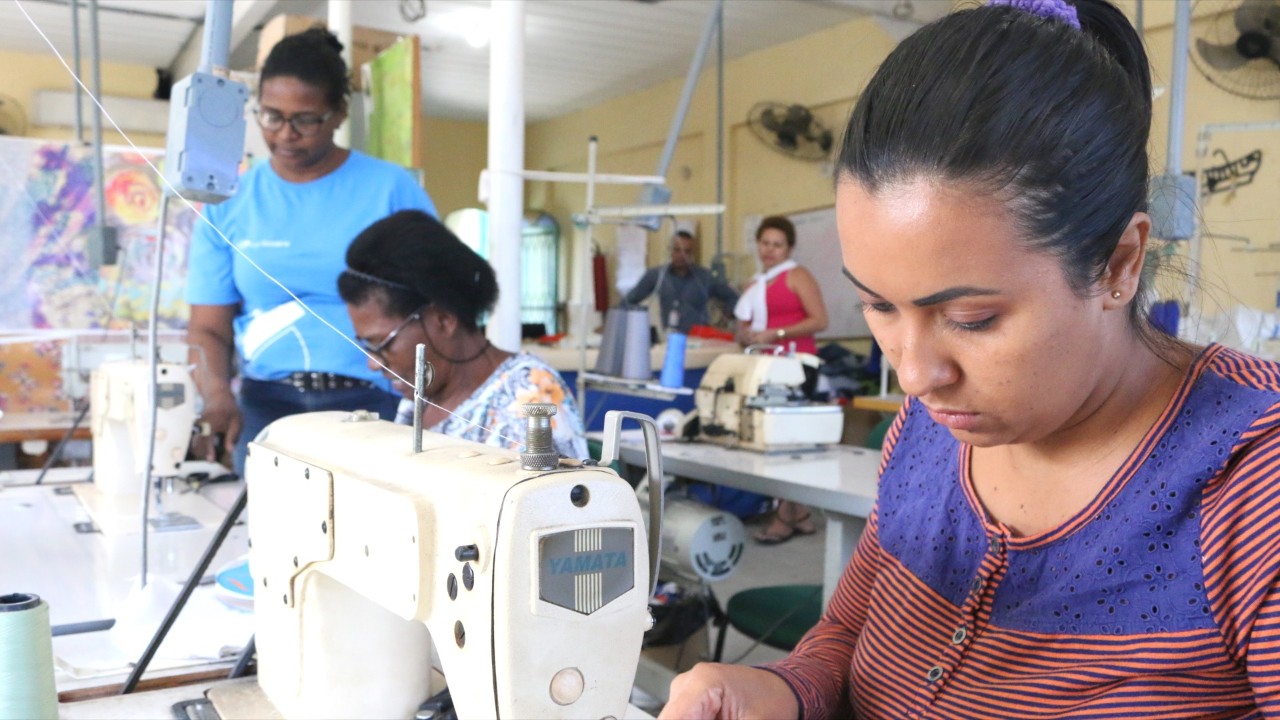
[733,259,797,332]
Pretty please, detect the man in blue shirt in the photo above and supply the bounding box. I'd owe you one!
[623,231,738,334]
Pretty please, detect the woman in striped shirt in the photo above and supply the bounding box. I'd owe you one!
[661,0,1280,718]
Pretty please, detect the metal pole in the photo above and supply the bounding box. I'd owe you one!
[714,2,725,270]
[576,137,599,413]
[228,635,255,678]
[1166,0,1191,176]
[199,0,232,73]
[636,0,722,231]
[70,0,84,143]
[653,0,723,179]
[88,0,109,263]
[413,343,426,453]
[137,192,171,589]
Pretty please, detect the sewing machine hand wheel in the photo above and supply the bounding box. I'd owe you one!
[597,411,664,597]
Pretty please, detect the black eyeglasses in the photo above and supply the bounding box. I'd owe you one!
[358,310,423,360]
[254,108,334,136]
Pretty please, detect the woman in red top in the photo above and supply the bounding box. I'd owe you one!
[734,215,829,543]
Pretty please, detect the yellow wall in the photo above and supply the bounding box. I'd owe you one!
[6,3,1279,323]
[1143,11,1280,315]
[526,5,1280,332]
[527,14,898,319]
[0,49,166,148]
[0,46,491,220]
[420,115,489,218]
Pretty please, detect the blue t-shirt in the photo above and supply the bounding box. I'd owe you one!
[186,150,436,386]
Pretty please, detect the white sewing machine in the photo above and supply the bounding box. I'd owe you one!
[75,358,221,535]
[695,352,843,453]
[217,408,663,720]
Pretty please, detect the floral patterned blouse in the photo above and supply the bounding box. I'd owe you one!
[395,352,588,458]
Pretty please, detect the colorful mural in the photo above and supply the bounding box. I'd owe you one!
[0,136,196,411]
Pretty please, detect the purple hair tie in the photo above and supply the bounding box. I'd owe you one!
[989,0,1081,29]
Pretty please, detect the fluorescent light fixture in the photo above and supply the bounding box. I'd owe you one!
[435,7,491,48]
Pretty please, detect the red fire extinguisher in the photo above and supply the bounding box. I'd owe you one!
[592,246,609,313]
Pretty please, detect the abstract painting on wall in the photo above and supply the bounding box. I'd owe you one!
[0,136,196,411]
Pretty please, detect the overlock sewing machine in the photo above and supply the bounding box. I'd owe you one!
[211,406,665,720]
[695,351,843,452]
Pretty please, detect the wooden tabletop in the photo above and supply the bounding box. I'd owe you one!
[0,411,92,444]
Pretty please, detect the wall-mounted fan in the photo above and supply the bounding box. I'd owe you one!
[1191,0,1280,100]
[0,94,28,136]
[746,102,833,162]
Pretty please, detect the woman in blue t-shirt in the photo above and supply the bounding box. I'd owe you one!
[185,28,436,475]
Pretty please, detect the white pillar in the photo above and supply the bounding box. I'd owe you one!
[328,0,353,148]
[485,0,524,352]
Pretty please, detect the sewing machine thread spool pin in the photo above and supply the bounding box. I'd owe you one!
[520,403,559,470]
[412,344,433,454]
[455,544,480,562]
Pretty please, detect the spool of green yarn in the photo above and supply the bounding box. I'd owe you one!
[0,593,58,720]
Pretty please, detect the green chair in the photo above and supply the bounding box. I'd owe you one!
[586,437,624,476]
[864,414,894,452]
[711,584,824,662]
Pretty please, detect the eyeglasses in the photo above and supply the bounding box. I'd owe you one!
[358,310,423,360]
[254,108,334,136]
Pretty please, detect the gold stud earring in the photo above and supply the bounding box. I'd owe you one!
[1111,290,1122,299]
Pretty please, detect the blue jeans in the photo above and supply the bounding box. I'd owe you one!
[233,378,400,477]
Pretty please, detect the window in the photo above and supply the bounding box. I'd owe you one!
[444,208,560,334]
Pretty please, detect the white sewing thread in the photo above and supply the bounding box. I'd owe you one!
[0,595,58,720]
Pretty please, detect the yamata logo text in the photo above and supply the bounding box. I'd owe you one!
[548,552,628,575]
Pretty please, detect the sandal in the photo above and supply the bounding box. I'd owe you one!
[753,517,796,545]
[790,511,817,536]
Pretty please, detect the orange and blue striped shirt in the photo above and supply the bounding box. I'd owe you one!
[765,344,1280,719]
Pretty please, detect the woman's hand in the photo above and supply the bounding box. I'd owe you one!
[738,328,779,347]
[193,389,241,461]
[187,303,241,462]
[658,663,798,720]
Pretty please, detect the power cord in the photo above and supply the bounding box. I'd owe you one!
[33,400,90,485]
